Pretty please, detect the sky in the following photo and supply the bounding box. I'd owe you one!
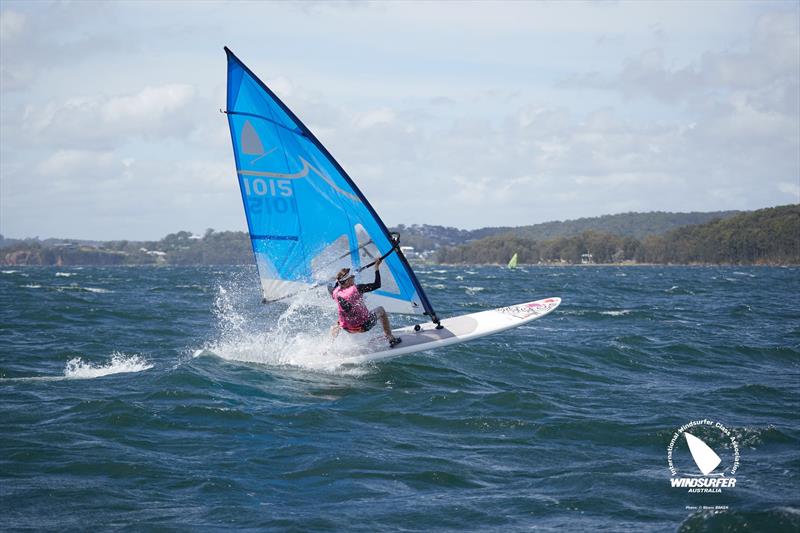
[1,0,798,240]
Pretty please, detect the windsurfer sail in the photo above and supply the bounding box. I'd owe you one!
[508,253,518,269]
[223,47,440,325]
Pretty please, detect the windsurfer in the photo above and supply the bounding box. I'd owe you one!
[329,257,402,348]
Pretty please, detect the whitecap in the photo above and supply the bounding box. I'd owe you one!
[600,310,631,316]
[55,272,76,277]
[56,284,109,293]
[462,286,485,295]
[2,270,19,274]
[21,284,42,289]
[64,353,153,379]
[0,353,153,382]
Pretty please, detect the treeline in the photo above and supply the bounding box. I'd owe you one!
[388,210,742,252]
[389,223,514,251]
[0,230,253,266]
[3,205,797,266]
[436,205,799,265]
[639,205,799,264]
[510,210,742,241]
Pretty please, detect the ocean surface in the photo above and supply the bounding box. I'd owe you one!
[1,265,798,531]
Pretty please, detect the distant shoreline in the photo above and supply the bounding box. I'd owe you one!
[3,205,798,267]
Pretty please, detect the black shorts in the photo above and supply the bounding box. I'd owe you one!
[359,311,378,332]
[346,311,377,333]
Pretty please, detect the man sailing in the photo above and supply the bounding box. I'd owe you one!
[329,257,402,348]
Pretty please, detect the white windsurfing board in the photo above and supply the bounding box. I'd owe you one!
[334,297,561,365]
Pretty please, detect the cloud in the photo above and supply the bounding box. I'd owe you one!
[4,142,242,239]
[16,84,196,150]
[1,1,797,238]
[37,149,116,181]
[0,9,25,42]
[0,4,126,92]
[777,181,800,200]
[568,11,799,108]
[102,85,194,124]
[353,108,396,130]
[265,76,294,99]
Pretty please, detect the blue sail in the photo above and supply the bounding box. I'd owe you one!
[224,47,437,320]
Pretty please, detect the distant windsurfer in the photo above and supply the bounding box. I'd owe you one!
[329,257,402,348]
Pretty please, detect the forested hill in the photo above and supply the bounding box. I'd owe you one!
[638,204,799,264]
[1,206,796,266]
[390,210,741,251]
[435,205,799,265]
[507,210,742,241]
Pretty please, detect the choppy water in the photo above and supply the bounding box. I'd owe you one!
[1,265,798,531]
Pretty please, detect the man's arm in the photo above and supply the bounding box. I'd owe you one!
[357,269,381,293]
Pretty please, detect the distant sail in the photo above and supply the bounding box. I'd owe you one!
[224,47,437,319]
[684,432,722,475]
[507,253,518,269]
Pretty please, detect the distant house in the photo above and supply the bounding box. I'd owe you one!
[581,252,595,264]
[139,248,167,262]
[400,245,419,259]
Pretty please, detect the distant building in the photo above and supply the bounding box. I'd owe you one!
[581,252,595,264]
[400,246,419,259]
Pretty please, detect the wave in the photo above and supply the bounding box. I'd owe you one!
[679,507,800,532]
[55,272,76,277]
[462,286,484,295]
[560,308,646,320]
[665,285,695,295]
[64,353,153,379]
[194,283,374,376]
[56,284,112,293]
[599,310,631,317]
[1,353,152,382]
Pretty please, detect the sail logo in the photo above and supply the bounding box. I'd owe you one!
[498,298,559,319]
[237,119,362,203]
[667,419,740,493]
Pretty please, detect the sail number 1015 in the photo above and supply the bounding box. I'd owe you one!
[242,178,292,198]
[241,177,295,215]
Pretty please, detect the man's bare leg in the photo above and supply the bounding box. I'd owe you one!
[330,323,340,342]
[374,306,400,345]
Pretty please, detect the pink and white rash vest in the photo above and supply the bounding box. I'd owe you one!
[332,284,370,331]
